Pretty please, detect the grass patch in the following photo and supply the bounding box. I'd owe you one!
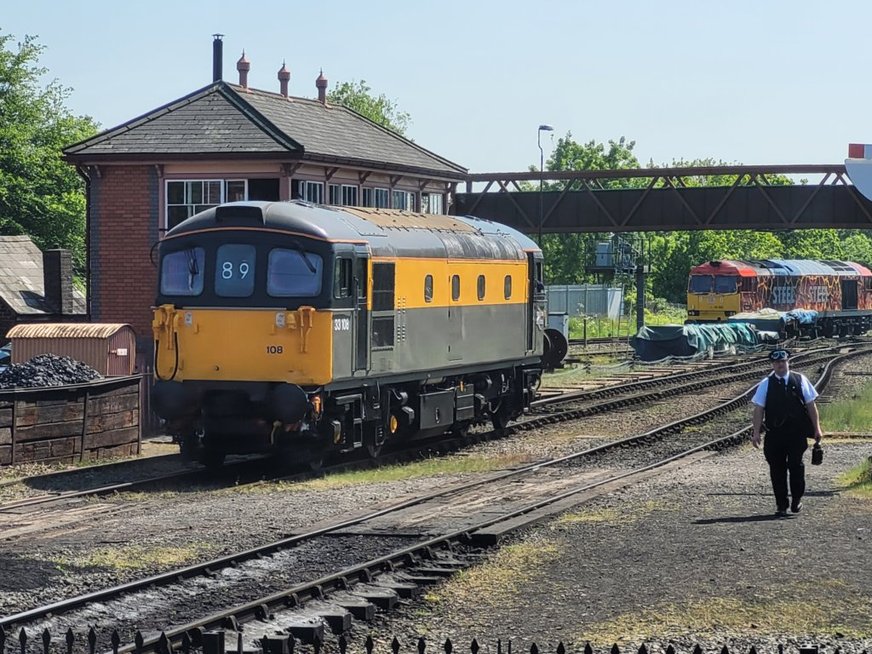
[556,500,668,526]
[819,383,872,433]
[578,594,872,645]
[836,457,872,499]
[424,536,560,608]
[238,453,531,493]
[54,543,209,571]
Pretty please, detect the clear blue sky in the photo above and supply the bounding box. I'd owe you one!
[4,0,869,174]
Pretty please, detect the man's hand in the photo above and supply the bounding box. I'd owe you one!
[814,427,823,442]
[751,431,762,448]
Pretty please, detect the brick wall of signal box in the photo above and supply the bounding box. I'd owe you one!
[89,165,159,342]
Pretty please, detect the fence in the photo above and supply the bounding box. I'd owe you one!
[0,376,142,466]
[1,626,841,654]
[546,285,624,320]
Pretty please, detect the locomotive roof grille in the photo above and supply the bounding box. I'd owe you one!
[215,205,265,224]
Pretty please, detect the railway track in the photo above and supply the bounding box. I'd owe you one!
[0,343,863,524]
[2,346,861,654]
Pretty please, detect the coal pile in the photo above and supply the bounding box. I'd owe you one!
[0,354,102,389]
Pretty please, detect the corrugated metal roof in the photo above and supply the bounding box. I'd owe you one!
[0,237,86,315]
[7,323,131,339]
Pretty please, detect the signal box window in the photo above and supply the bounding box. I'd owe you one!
[504,275,512,300]
[424,275,434,303]
[166,180,222,229]
[334,258,353,299]
[267,248,323,297]
[477,275,486,301]
[372,263,395,311]
[451,275,460,301]
[161,248,205,296]
[215,244,256,297]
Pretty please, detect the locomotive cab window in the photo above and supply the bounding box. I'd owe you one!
[267,248,323,297]
[714,275,737,293]
[865,278,872,291]
[215,244,256,297]
[334,258,353,299]
[477,275,486,301]
[424,275,434,303]
[689,275,713,293]
[451,274,460,301]
[161,247,205,296]
[504,275,512,300]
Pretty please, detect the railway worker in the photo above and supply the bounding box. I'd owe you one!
[750,349,823,517]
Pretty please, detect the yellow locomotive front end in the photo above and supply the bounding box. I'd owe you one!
[153,305,333,386]
[150,204,342,466]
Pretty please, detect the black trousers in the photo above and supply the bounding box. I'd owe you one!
[763,431,808,509]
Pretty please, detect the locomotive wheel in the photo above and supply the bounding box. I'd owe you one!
[489,402,510,431]
[365,441,382,459]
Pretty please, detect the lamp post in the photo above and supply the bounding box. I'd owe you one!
[537,124,554,245]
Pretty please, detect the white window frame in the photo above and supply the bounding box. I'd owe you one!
[165,179,224,231]
[392,190,415,211]
[422,192,444,215]
[298,180,325,204]
[226,179,247,203]
[342,184,358,206]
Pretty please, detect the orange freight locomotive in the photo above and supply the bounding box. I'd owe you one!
[687,259,872,337]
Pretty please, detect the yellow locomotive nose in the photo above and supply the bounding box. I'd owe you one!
[153,306,333,386]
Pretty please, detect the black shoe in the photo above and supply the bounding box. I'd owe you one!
[791,501,803,514]
[775,507,789,517]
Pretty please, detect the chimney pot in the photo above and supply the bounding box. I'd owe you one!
[212,34,224,82]
[43,249,74,316]
[316,69,328,104]
[237,50,250,88]
[278,61,290,98]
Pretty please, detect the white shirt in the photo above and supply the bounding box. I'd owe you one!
[751,372,818,407]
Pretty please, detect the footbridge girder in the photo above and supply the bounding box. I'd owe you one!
[453,164,872,233]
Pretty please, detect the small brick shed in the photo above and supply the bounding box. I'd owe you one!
[6,323,137,376]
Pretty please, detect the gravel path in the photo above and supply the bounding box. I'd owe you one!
[358,440,872,653]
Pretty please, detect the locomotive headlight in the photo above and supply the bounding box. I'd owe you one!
[536,307,545,329]
[310,393,323,418]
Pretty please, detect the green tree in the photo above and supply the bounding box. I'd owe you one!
[533,134,642,283]
[327,80,411,136]
[0,31,98,274]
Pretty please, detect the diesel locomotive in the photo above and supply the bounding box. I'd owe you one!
[687,259,872,336]
[151,201,549,466]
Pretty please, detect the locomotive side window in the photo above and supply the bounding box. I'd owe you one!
[267,248,323,297]
[714,276,737,293]
[372,316,395,348]
[333,258,353,299]
[451,274,460,301]
[865,278,872,291]
[689,275,713,293]
[424,275,434,303]
[740,277,754,292]
[372,263,395,310]
[161,248,205,296]
[504,275,512,300]
[215,244,256,297]
[477,275,486,301]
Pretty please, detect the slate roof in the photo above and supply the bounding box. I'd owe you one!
[0,236,86,316]
[64,82,467,179]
